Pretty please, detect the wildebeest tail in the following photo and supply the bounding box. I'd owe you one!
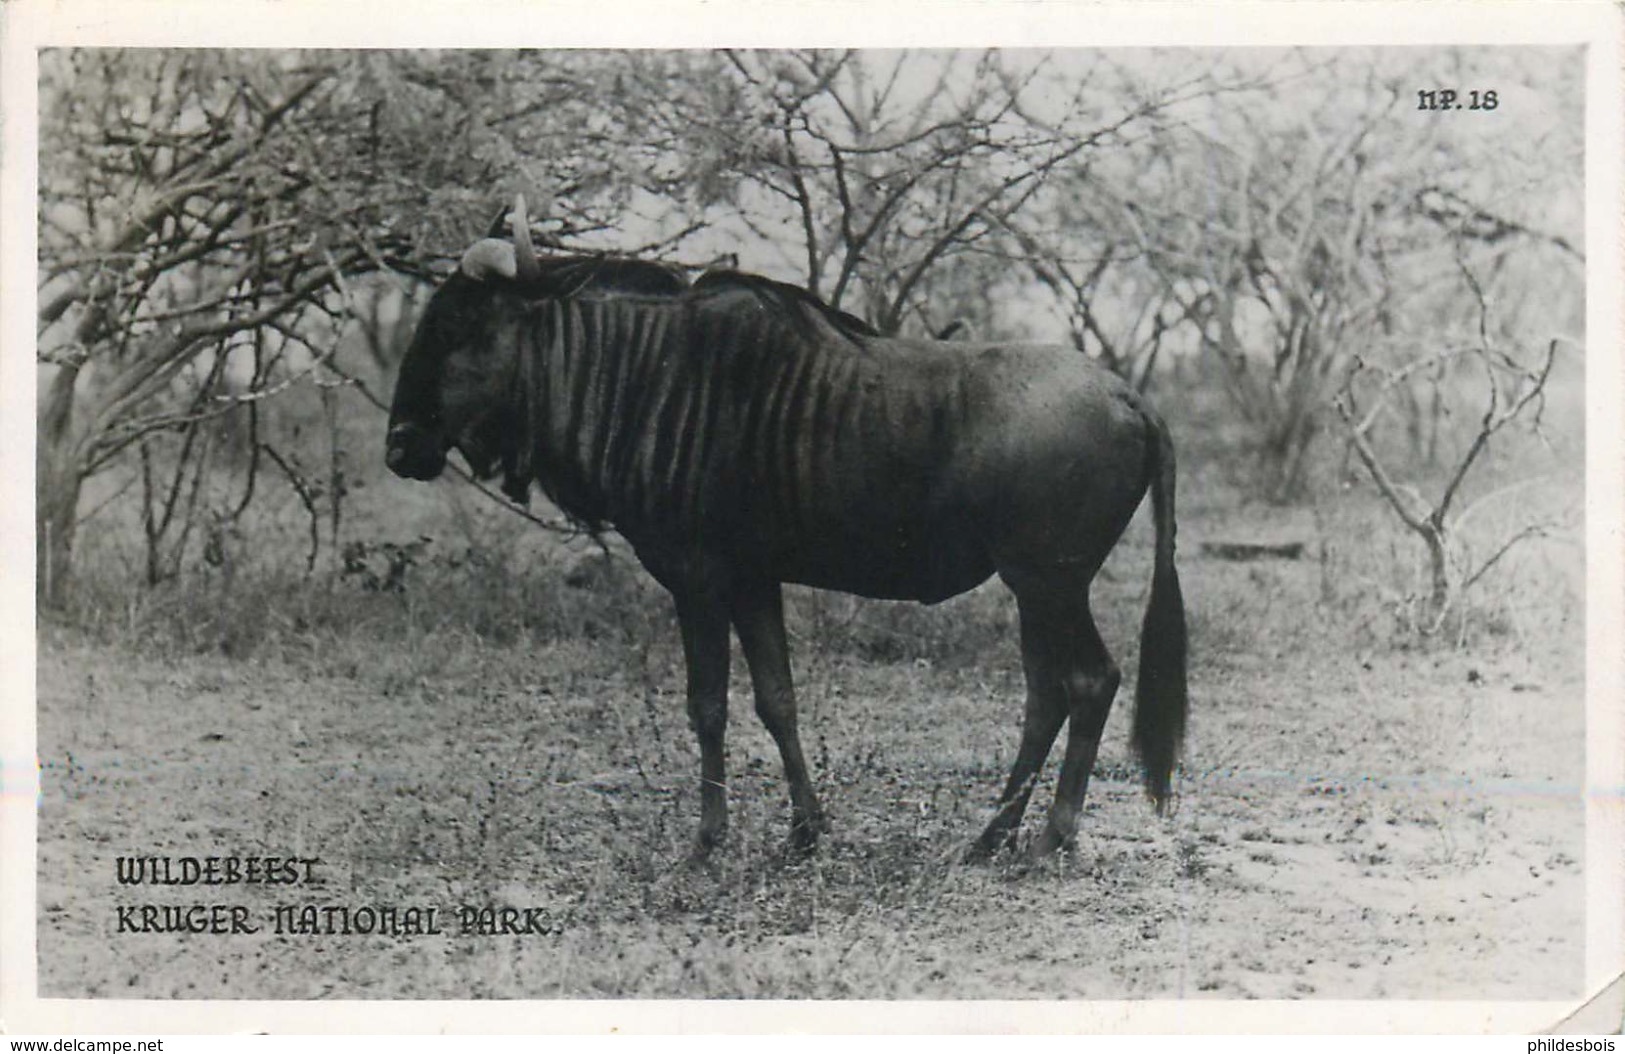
[1131,405,1188,814]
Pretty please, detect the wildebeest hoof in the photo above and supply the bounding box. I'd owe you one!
[962,828,1020,865]
[961,843,995,866]
[785,815,827,858]
[684,843,723,875]
[685,826,727,867]
[1024,828,1075,863]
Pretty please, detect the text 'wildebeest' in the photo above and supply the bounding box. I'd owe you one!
[387,197,1188,862]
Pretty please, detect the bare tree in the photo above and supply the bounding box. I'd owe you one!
[1335,242,1572,631]
[41,49,1581,604]
[36,49,684,602]
[1084,57,1404,500]
[628,50,1226,337]
[38,52,367,600]
[1067,49,1583,503]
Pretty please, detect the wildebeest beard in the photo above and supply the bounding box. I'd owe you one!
[440,412,505,489]
[497,438,531,505]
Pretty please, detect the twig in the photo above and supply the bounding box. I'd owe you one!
[261,443,321,573]
[1334,394,1429,533]
[445,461,592,539]
[1460,523,1559,593]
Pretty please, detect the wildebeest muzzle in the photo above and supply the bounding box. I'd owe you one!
[385,423,448,481]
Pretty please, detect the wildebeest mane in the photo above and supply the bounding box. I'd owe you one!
[690,269,879,344]
[518,254,689,299]
[509,254,878,345]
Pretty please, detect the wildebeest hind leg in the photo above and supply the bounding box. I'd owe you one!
[675,592,731,859]
[730,579,827,855]
[970,574,1119,861]
[1026,596,1119,859]
[966,656,1067,860]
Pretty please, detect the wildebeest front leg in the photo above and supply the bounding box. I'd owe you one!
[674,593,731,858]
[730,580,827,854]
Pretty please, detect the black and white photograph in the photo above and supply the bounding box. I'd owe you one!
[5,0,1623,1036]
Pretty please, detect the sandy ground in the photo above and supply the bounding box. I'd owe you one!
[34,605,1585,1009]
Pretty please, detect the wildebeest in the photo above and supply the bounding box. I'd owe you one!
[387,197,1187,862]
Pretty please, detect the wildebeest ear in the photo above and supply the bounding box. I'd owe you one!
[460,239,518,281]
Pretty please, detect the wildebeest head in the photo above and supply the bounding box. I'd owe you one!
[385,195,685,488]
[384,244,525,484]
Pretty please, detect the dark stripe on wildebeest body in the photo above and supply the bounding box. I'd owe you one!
[386,196,1188,863]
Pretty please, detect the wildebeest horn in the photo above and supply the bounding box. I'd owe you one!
[484,201,511,238]
[459,239,518,281]
[512,193,540,283]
